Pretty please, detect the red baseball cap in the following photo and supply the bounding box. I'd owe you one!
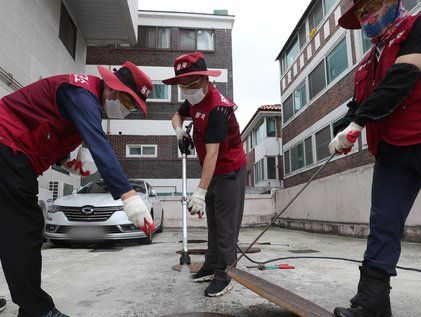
[339,0,371,29]
[97,61,153,115]
[162,52,221,85]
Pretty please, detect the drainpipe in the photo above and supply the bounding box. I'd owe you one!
[0,67,23,91]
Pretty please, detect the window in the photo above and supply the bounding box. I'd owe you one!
[283,80,308,124]
[286,38,299,69]
[298,24,307,49]
[291,143,305,172]
[326,38,348,84]
[267,157,277,179]
[309,60,326,99]
[284,150,291,175]
[309,0,324,31]
[283,95,294,123]
[179,29,214,51]
[59,3,76,59]
[315,126,331,161]
[139,27,171,49]
[266,117,276,137]
[254,120,265,146]
[304,136,313,165]
[361,31,372,54]
[254,159,264,183]
[294,81,307,113]
[324,0,338,13]
[403,0,419,11]
[149,83,170,101]
[197,30,215,50]
[126,145,157,158]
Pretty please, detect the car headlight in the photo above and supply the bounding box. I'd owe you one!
[48,205,59,213]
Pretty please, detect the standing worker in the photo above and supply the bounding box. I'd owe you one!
[0,62,155,317]
[164,52,246,297]
[330,0,421,316]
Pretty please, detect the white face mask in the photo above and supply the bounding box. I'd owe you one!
[104,92,131,119]
[182,88,206,105]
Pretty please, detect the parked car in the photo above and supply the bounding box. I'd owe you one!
[44,179,163,245]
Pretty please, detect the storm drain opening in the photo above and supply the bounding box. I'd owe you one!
[172,262,204,273]
[288,249,320,254]
[162,313,234,317]
[178,239,208,244]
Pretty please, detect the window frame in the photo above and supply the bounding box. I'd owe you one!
[148,82,171,102]
[178,28,215,52]
[126,144,158,158]
[138,26,171,49]
[59,2,77,60]
[283,79,308,124]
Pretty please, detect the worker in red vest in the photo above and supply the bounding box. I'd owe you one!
[329,1,420,316]
[0,62,155,317]
[164,52,246,297]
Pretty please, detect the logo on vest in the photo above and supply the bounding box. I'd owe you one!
[195,112,206,120]
[141,85,151,97]
[73,74,89,85]
[388,30,405,47]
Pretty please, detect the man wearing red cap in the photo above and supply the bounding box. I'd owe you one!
[164,52,246,297]
[330,1,420,316]
[0,62,155,317]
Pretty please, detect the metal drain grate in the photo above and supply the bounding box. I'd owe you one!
[288,249,320,254]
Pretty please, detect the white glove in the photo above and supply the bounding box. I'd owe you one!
[64,147,97,177]
[329,122,363,155]
[175,126,189,141]
[187,187,207,216]
[123,195,153,228]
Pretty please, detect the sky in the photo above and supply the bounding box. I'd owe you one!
[139,0,312,129]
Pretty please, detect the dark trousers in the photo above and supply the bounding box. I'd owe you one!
[363,142,421,276]
[0,143,54,316]
[204,165,246,282]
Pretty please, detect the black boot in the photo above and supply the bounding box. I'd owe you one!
[334,266,392,317]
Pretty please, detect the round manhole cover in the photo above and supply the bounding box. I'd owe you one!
[176,247,261,255]
[162,313,234,317]
[178,239,207,244]
[172,262,203,273]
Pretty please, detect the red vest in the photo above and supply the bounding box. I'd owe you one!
[354,14,421,155]
[189,84,246,174]
[0,74,102,175]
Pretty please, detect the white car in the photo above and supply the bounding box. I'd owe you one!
[44,179,163,245]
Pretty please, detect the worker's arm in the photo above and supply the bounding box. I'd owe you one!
[198,143,220,190]
[172,100,190,140]
[57,84,153,231]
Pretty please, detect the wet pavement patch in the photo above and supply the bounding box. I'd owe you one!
[288,249,319,254]
[162,313,234,317]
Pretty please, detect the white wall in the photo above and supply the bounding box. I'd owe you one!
[254,137,282,162]
[0,0,88,192]
[143,178,200,194]
[161,194,275,227]
[275,165,421,226]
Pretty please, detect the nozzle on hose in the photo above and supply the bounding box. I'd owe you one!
[180,251,191,265]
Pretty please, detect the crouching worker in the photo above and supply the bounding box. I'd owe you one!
[164,52,246,297]
[0,62,155,317]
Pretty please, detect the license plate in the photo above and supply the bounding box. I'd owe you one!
[69,227,104,239]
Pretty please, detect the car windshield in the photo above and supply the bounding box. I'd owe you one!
[77,181,146,194]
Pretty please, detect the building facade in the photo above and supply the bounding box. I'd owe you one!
[0,0,139,200]
[274,0,421,238]
[241,105,283,190]
[85,10,235,194]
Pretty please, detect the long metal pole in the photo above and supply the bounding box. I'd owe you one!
[231,153,336,268]
[182,153,188,253]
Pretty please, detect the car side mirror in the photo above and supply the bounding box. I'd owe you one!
[150,189,157,197]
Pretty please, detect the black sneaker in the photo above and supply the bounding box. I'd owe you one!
[0,297,6,312]
[41,307,70,317]
[204,279,234,297]
[192,266,214,283]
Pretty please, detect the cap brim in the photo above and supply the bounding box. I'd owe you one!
[97,65,147,115]
[162,70,222,85]
[338,4,363,29]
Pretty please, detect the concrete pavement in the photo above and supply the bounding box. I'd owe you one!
[0,227,420,316]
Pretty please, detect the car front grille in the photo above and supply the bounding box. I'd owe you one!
[56,226,121,234]
[58,206,120,222]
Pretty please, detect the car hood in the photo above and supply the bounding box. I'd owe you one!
[53,193,145,207]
